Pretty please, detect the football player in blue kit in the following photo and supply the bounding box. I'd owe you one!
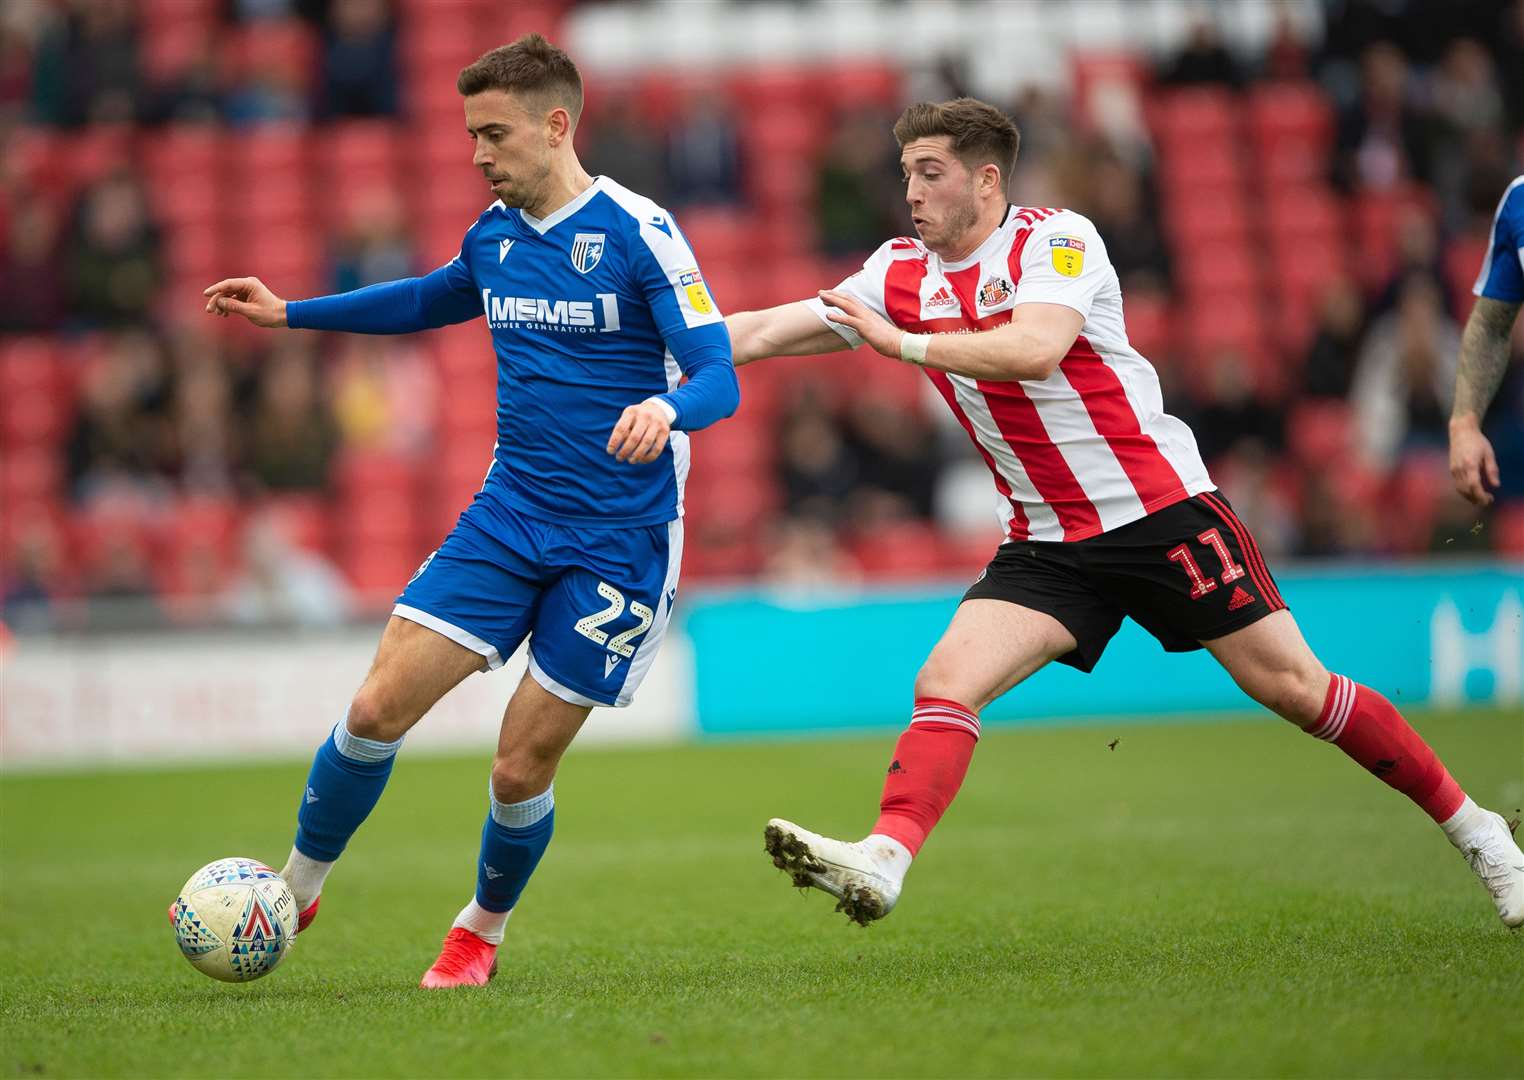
[203,34,738,987]
[1450,175,1524,507]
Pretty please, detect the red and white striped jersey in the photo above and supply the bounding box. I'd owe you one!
[806,206,1213,542]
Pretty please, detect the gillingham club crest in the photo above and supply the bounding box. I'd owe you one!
[570,232,605,274]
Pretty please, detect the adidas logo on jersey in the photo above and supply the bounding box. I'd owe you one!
[1227,586,1255,611]
[925,286,958,310]
[480,288,622,333]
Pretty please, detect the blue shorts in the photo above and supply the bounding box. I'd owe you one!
[394,491,682,708]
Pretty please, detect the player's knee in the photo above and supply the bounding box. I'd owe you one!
[913,656,974,709]
[344,686,410,744]
[490,753,556,806]
[1238,661,1327,727]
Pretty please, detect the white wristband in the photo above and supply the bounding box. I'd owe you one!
[644,396,678,424]
[899,332,930,365]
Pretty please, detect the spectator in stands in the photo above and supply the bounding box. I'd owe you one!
[244,337,339,492]
[1159,17,1242,89]
[1427,39,1505,227]
[843,392,940,524]
[1259,6,1310,81]
[142,27,223,126]
[777,389,859,525]
[64,168,163,328]
[329,186,415,293]
[223,504,353,627]
[27,0,140,126]
[81,530,161,623]
[817,107,902,258]
[0,18,33,121]
[582,97,669,205]
[761,516,861,589]
[1351,274,1459,469]
[0,518,66,631]
[665,86,742,208]
[224,46,311,127]
[1072,147,1170,291]
[0,191,67,331]
[316,0,398,119]
[1370,204,1447,318]
[65,329,173,502]
[1189,350,1284,466]
[1300,276,1367,399]
[172,361,240,494]
[1334,42,1430,191]
[1493,0,1524,132]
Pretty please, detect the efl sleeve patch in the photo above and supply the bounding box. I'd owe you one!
[1050,236,1086,277]
[678,269,714,315]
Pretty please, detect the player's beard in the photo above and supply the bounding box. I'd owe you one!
[919,182,981,255]
[497,153,555,211]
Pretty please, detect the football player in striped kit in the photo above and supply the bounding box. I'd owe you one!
[726,98,1522,930]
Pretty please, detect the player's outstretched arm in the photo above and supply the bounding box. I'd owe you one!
[1448,296,1519,505]
[819,289,1081,382]
[203,277,288,327]
[204,261,482,336]
[726,303,852,366]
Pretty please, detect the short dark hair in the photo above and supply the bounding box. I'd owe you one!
[457,33,583,122]
[892,98,1021,188]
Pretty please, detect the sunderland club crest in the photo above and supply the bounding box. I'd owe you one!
[570,232,605,274]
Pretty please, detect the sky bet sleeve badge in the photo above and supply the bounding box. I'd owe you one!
[679,269,714,315]
[1050,235,1086,277]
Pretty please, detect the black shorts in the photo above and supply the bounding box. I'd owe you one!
[963,490,1287,672]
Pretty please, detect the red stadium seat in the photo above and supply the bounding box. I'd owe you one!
[1493,504,1524,556]
[1246,82,1333,165]
[1286,400,1354,467]
[1264,186,1344,245]
[824,63,902,111]
[849,521,950,581]
[1149,87,1241,142]
[1158,148,1247,199]
[1121,291,1174,358]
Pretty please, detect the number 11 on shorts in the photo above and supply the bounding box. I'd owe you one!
[1167,528,1246,600]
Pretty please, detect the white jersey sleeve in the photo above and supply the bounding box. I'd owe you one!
[1013,211,1112,320]
[803,239,904,348]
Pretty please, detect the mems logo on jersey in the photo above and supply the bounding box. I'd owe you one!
[677,269,713,315]
[480,288,622,333]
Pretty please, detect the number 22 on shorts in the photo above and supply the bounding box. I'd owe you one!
[573,582,654,658]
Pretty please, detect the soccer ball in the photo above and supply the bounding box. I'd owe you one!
[170,858,297,982]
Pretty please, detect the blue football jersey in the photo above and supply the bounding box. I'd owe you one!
[440,177,726,528]
[1475,176,1524,303]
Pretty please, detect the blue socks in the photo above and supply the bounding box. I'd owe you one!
[474,785,555,914]
[293,720,402,863]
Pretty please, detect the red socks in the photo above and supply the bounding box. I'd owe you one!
[1311,674,1465,823]
[872,697,980,855]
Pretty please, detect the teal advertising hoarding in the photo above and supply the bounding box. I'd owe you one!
[685,565,1523,736]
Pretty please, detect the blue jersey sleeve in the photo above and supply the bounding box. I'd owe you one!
[287,232,481,333]
[1474,178,1524,303]
[656,322,739,431]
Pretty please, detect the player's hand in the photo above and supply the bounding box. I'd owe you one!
[1448,417,1500,506]
[818,289,904,361]
[203,276,288,328]
[607,399,673,464]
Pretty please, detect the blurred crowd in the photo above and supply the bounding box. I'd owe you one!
[1,0,1522,630]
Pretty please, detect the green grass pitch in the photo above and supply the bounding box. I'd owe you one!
[3,708,1521,1078]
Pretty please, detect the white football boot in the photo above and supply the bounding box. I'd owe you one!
[1451,807,1524,928]
[764,818,905,926]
